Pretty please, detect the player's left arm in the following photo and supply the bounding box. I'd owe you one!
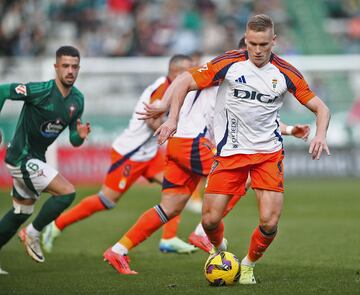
[304,96,331,160]
[279,122,310,141]
[155,71,199,144]
[69,118,91,147]
[68,100,91,147]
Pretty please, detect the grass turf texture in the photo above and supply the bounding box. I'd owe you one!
[0,178,359,294]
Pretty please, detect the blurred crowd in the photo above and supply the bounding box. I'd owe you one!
[0,0,359,57]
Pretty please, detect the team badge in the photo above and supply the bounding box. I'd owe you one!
[119,178,127,190]
[198,64,208,72]
[15,84,27,96]
[69,104,76,118]
[272,78,278,90]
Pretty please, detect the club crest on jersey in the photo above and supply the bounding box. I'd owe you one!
[272,78,278,89]
[197,64,208,72]
[40,119,65,138]
[119,178,127,190]
[69,104,77,118]
[15,84,27,96]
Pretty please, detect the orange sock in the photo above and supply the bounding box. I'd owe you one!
[120,205,167,250]
[55,195,106,231]
[161,215,180,239]
[248,226,277,262]
[203,220,224,247]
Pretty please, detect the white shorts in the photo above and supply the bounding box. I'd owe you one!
[6,158,58,200]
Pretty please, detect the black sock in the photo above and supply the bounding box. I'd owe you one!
[0,208,31,249]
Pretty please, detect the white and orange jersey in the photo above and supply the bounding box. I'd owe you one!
[174,86,218,141]
[189,50,315,156]
[112,76,171,161]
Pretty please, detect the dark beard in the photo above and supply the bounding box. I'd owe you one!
[61,79,74,88]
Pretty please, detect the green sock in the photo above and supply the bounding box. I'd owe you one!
[0,208,31,249]
[32,193,75,232]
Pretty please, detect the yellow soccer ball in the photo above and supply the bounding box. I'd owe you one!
[204,251,240,286]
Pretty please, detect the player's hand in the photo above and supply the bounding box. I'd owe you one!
[292,124,310,141]
[154,119,177,145]
[309,135,330,160]
[77,119,91,140]
[136,101,167,120]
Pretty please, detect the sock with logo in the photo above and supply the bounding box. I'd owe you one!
[247,225,277,262]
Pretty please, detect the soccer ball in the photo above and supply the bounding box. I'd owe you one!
[204,251,240,286]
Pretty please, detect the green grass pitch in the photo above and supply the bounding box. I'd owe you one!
[0,178,359,294]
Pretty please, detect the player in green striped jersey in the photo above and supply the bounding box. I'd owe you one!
[0,46,91,271]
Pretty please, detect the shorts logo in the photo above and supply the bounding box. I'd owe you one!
[209,160,219,175]
[15,84,27,96]
[119,178,127,190]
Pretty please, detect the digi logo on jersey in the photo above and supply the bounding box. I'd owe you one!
[233,89,279,104]
[40,120,65,138]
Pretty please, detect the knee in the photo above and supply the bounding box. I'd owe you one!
[58,192,76,208]
[202,211,221,231]
[159,203,182,220]
[61,184,75,195]
[259,216,280,233]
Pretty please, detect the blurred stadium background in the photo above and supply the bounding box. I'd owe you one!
[1,0,360,185]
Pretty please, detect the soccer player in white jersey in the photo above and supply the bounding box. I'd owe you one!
[142,14,331,284]
[103,77,311,274]
[41,55,197,255]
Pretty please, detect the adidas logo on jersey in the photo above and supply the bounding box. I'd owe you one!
[235,75,246,83]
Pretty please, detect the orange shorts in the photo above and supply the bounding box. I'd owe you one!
[205,149,284,196]
[104,149,164,193]
[162,137,215,195]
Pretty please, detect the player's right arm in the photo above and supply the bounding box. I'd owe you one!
[0,82,43,112]
[0,84,16,112]
[154,71,198,144]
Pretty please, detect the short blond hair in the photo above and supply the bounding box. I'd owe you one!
[246,14,274,32]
